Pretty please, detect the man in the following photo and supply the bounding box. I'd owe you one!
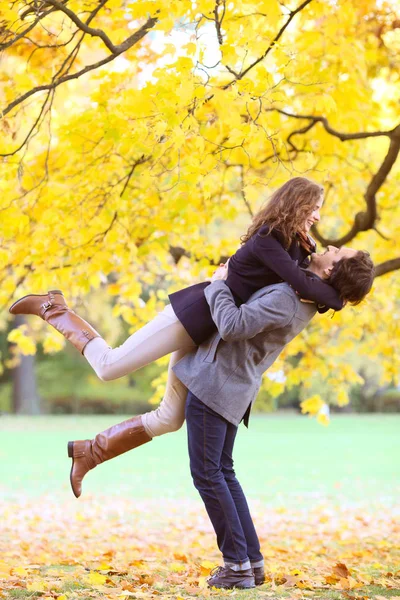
[172,246,374,590]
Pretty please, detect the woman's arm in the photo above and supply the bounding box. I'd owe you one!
[252,233,343,311]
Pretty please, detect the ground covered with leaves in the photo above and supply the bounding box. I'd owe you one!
[1,496,399,600]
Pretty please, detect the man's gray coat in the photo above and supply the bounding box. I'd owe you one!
[173,280,317,426]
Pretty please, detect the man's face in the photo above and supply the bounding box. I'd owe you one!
[311,245,358,277]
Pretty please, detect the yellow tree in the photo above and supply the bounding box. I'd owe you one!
[1,0,399,418]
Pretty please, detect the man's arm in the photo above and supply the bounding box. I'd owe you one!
[204,280,297,342]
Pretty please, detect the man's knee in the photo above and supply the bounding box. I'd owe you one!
[191,465,223,490]
[221,464,236,481]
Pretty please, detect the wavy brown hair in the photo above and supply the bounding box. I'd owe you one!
[241,177,324,249]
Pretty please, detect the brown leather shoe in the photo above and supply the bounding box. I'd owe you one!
[9,290,66,317]
[254,565,265,586]
[207,566,255,589]
[68,415,152,498]
[9,290,100,354]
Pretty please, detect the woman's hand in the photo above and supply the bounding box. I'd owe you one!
[211,259,229,282]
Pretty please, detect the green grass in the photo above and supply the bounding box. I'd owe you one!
[0,414,399,505]
[6,583,400,600]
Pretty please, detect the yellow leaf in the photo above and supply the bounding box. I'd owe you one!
[336,389,350,407]
[317,413,330,427]
[27,580,45,592]
[95,562,113,571]
[87,571,107,586]
[300,394,324,416]
[7,326,36,355]
[169,562,187,572]
[183,42,197,55]
[42,331,65,354]
[200,560,216,576]
[0,562,11,578]
[12,566,29,577]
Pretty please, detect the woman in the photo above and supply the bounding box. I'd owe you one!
[9,177,342,498]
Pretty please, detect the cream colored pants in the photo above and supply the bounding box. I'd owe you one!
[83,304,196,438]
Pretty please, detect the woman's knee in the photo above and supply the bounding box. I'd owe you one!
[152,414,184,435]
[93,364,117,382]
[143,410,185,437]
[165,413,185,433]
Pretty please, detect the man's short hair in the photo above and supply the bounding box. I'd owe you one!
[330,251,374,305]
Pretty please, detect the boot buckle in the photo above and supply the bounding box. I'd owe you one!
[42,300,53,312]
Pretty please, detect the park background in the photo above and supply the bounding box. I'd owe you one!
[0,1,399,599]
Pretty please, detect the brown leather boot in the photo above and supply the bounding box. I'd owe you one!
[67,415,152,498]
[9,290,101,354]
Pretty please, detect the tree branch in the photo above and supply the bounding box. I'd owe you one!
[2,14,159,118]
[312,123,400,246]
[213,0,226,45]
[374,258,400,278]
[0,13,47,51]
[267,108,396,141]
[223,0,313,85]
[44,0,118,54]
[265,107,400,246]
[168,245,400,281]
[169,246,230,266]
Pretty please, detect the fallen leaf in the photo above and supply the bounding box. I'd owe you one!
[333,562,351,578]
[87,571,107,585]
[27,580,46,592]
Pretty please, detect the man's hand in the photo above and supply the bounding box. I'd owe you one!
[211,259,229,282]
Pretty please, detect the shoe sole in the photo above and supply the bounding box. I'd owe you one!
[208,583,255,589]
[9,290,64,314]
[67,441,80,499]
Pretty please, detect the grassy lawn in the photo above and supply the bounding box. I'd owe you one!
[0,413,399,504]
[1,414,399,599]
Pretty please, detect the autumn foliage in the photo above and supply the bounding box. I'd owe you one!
[1,1,399,415]
[1,497,400,598]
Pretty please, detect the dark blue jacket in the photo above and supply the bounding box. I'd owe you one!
[169,227,342,345]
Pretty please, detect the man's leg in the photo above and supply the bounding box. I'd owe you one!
[185,391,255,589]
[221,426,265,585]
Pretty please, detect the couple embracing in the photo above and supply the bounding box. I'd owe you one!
[10,177,374,589]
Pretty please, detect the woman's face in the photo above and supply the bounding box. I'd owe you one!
[304,195,324,233]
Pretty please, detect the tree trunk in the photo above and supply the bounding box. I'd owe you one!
[11,315,41,415]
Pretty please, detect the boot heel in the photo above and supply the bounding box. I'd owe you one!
[68,441,74,458]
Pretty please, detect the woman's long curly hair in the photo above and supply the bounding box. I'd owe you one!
[241,177,324,249]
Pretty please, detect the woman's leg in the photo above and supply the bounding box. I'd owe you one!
[83,304,195,381]
[9,292,197,496]
[69,342,196,498]
[9,291,194,382]
[141,345,194,437]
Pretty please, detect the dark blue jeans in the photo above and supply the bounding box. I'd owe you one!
[185,390,264,570]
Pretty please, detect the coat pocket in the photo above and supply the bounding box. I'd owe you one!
[203,333,222,363]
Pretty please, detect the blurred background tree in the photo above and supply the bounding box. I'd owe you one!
[0,0,399,417]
